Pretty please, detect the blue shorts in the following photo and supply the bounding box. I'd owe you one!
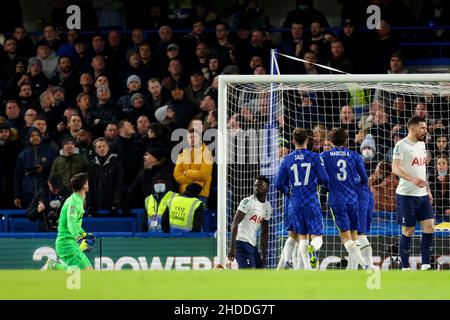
[396,194,434,227]
[290,201,323,235]
[357,190,374,234]
[328,193,358,233]
[235,240,263,269]
[284,200,294,232]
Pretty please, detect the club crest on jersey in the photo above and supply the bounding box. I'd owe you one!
[411,157,426,166]
[249,214,264,224]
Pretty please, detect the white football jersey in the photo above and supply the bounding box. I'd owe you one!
[393,138,428,196]
[236,195,272,247]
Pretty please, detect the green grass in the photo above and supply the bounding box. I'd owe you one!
[0,270,449,300]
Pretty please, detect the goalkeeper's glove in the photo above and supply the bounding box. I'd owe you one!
[76,232,96,253]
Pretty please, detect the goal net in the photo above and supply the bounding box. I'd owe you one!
[217,74,450,270]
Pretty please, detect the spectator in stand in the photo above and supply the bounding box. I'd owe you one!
[388,52,408,74]
[59,114,84,146]
[147,121,173,162]
[338,105,358,150]
[19,108,38,145]
[136,115,151,140]
[4,100,23,131]
[279,20,307,74]
[161,58,188,90]
[35,40,59,80]
[129,28,146,51]
[282,0,329,38]
[76,129,96,161]
[33,115,59,153]
[1,37,21,83]
[50,136,89,191]
[180,20,208,56]
[110,120,145,195]
[328,40,353,74]
[14,127,58,209]
[41,23,61,52]
[56,29,79,58]
[117,50,149,94]
[192,41,210,75]
[103,122,119,145]
[14,25,35,59]
[368,19,398,73]
[89,54,109,81]
[339,18,365,73]
[105,30,126,74]
[158,43,182,79]
[145,3,171,32]
[117,75,143,117]
[167,82,201,129]
[414,102,430,122]
[87,85,117,138]
[242,28,272,73]
[51,56,80,104]
[145,78,171,116]
[210,22,234,67]
[173,127,213,206]
[368,160,398,212]
[28,57,49,98]
[204,55,221,82]
[389,96,408,128]
[155,25,175,59]
[0,122,23,208]
[301,50,322,74]
[434,133,449,156]
[79,73,95,97]
[138,42,158,79]
[127,148,175,211]
[88,137,123,215]
[17,82,37,114]
[429,153,450,217]
[26,174,69,232]
[91,33,107,57]
[186,68,209,107]
[73,37,94,73]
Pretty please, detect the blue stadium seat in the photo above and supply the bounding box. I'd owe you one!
[83,217,136,232]
[9,218,40,232]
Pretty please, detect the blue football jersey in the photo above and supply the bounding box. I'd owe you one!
[320,147,368,198]
[275,149,329,204]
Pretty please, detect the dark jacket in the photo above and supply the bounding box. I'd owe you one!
[0,138,23,208]
[88,153,123,211]
[26,182,69,232]
[14,128,58,199]
[50,149,89,191]
[86,100,118,138]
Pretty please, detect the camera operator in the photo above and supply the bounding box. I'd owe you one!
[27,174,69,232]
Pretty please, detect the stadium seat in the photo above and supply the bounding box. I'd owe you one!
[9,218,40,232]
[83,217,136,233]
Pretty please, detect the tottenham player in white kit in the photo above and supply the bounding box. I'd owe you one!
[392,116,435,270]
[228,176,272,269]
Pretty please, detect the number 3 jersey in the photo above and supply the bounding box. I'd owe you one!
[236,195,272,247]
[320,147,368,199]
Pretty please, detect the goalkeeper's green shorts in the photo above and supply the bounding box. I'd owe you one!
[55,239,92,270]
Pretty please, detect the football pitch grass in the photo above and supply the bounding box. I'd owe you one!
[1,270,449,300]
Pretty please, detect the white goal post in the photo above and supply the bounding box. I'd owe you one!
[218,73,450,269]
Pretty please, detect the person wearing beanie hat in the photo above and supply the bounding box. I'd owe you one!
[117,75,143,117]
[161,181,205,233]
[28,57,42,68]
[360,133,376,161]
[154,105,176,125]
[127,75,142,87]
[50,133,89,191]
[127,147,176,221]
[29,57,49,98]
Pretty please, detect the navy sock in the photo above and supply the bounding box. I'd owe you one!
[400,235,412,268]
[421,233,434,265]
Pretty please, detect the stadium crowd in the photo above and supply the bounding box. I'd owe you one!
[1,0,450,231]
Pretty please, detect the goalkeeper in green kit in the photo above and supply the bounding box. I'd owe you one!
[41,173,95,270]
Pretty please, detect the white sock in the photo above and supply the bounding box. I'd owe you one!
[344,240,366,269]
[292,242,299,269]
[358,235,374,267]
[299,240,311,270]
[346,253,353,270]
[310,237,323,251]
[277,237,296,269]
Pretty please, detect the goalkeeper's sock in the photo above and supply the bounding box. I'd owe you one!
[292,242,299,269]
[400,234,412,269]
[344,240,366,269]
[299,240,311,270]
[420,233,433,265]
[277,237,296,269]
[358,235,374,267]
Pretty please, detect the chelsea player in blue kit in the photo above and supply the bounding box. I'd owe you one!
[275,128,329,270]
[320,128,370,269]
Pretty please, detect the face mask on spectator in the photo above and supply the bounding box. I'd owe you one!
[154,183,166,193]
[438,171,448,177]
[362,148,374,160]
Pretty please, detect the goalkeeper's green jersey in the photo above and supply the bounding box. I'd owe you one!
[56,193,86,242]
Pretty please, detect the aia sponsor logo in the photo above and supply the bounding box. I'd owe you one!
[411,157,427,166]
[249,214,264,224]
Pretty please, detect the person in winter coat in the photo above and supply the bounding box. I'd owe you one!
[50,136,89,191]
[14,127,58,208]
[87,137,123,215]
